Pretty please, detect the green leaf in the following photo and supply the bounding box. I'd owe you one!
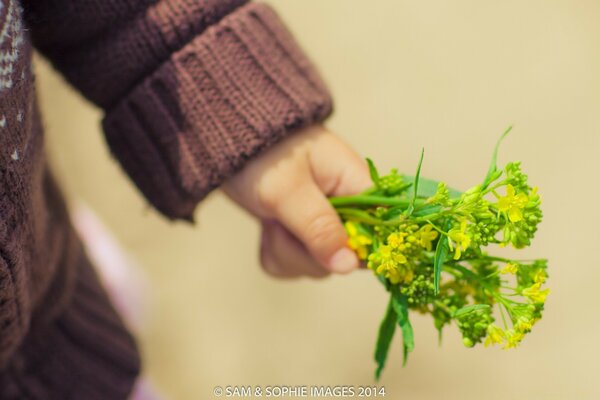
[382,205,406,221]
[403,176,462,199]
[391,287,415,366]
[453,304,491,318]
[433,220,452,295]
[406,149,425,216]
[374,296,397,380]
[411,204,442,218]
[482,126,512,190]
[366,158,380,186]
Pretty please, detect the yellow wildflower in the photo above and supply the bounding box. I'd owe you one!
[501,262,519,275]
[515,317,534,333]
[377,245,408,266]
[368,245,412,284]
[497,184,528,223]
[345,221,372,260]
[533,269,547,284]
[522,282,550,304]
[448,219,471,260]
[387,232,407,249]
[484,325,505,347]
[386,265,414,285]
[417,224,438,251]
[503,329,525,349]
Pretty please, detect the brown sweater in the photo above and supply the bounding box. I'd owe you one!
[0,0,332,398]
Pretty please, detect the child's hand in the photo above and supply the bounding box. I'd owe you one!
[222,125,371,278]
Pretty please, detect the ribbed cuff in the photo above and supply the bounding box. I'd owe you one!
[0,254,141,400]
[102,2,333,220]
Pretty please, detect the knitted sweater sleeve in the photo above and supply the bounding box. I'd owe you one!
[23,0,333,220]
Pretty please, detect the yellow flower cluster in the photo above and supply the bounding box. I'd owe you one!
[501,262,519,274]
[331,148,548,375]
[496,184,538,223]
[370,243,412,284]
[522,282,550,303]
[345,222,372,260]
[484,263,548,350]
[521,267,549,303]
[484,324,528,349]
[448,219,471,260]
[367,225,438,284]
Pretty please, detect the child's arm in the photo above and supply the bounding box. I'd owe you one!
[24,0,369,276]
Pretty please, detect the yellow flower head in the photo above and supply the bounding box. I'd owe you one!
[386,265,414,285]
[368,240,413,284]
[533,269,547,284]
[515,317,534,333]
[417,224,438,251]
[345,221,372,260]
[484,324,505,347]
[387,232,407,249]
[448,219,471,260]
[497,184,529,223]
[501,262,519,275]
[522,282,550,304]
[503,329,525,349]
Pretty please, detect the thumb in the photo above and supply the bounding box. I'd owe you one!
[307,130,372,196]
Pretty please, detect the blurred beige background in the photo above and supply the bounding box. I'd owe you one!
[36,0,599,399]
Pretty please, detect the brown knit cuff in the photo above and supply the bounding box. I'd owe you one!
[102,2,333,220]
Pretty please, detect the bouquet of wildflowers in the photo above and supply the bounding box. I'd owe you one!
[329,128,548,379]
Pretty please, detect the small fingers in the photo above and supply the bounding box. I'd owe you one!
[272,182,359,274]
[260,221,330,279]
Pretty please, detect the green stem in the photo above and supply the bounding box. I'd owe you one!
[460,255,538,264]
[329,195,425,208]
[434,300,453,315]
[446,263,480,281]
[336,208,416,227]
[483,179,509,196]
[335,208,387,225]
[481,256,513,263]
[360,187,379,195]
[447,263,505,301]
[423,219,450,236]
[498,302,509,329]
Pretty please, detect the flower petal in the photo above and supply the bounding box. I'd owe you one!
[508,207,523,222]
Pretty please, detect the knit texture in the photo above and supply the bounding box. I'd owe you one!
[0,245,140,400]
[1,0,333,398]
[103,3,333,219]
